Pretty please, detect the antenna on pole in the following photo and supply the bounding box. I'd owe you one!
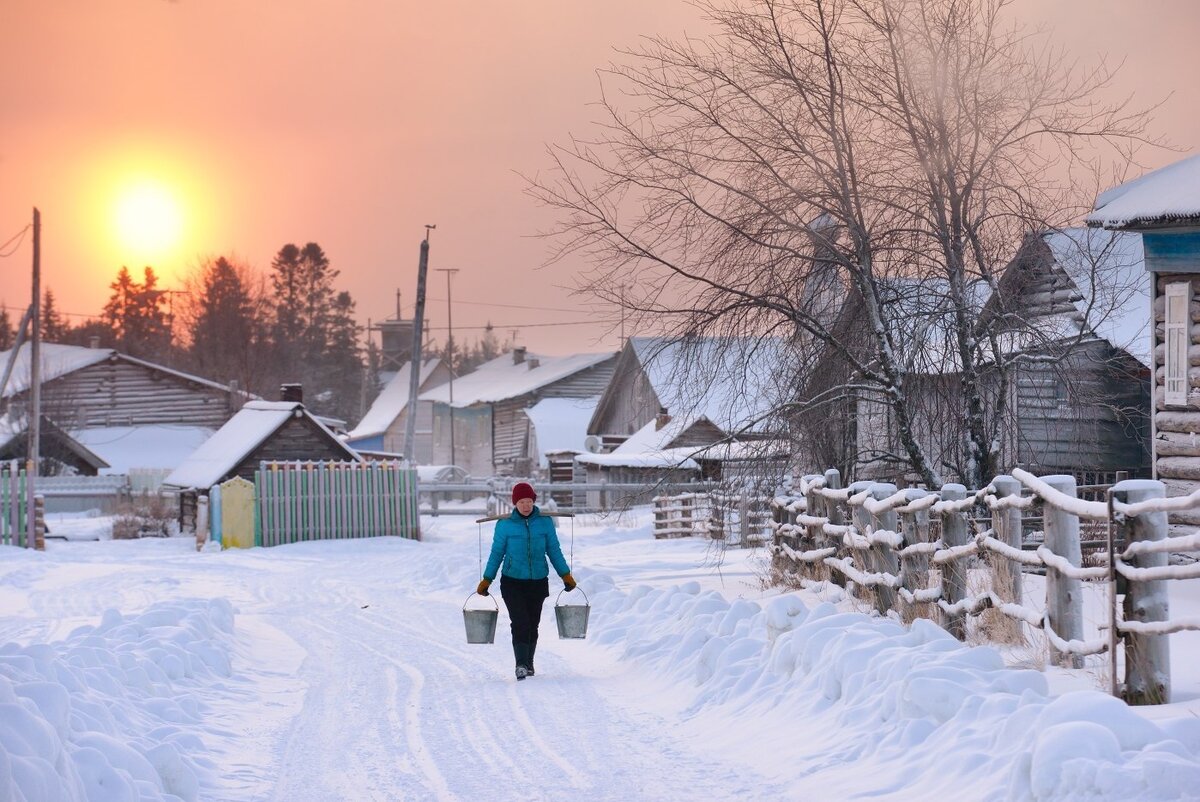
[402,225,435,466]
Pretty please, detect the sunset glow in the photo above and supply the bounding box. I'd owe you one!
[112,179,184,263]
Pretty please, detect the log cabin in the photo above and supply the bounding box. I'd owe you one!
[1088,153,1200,521]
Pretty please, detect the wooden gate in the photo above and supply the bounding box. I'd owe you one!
[219,476,257,549]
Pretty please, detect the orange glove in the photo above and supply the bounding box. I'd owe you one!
[562,573,577,591]
[477,578,491,596]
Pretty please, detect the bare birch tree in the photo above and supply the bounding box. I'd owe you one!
[530,0,1154,488]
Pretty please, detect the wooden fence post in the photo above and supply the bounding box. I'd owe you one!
[990,475,1024,606]
[33,494,44,551]
[805,477,825,582]
[1112,479,1170,705]
[870,483,900,615]
[196,494,209,552]
[1042,475,1085,669]
[940,483,969,640]
[847,481,873,602]
[824,469,846,587]
[898,488,931,623]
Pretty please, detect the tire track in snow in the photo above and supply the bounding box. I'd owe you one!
[387,664,454,801]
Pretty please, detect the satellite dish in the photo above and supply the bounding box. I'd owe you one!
[583,435,604,454]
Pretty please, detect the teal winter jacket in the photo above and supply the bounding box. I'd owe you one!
[484,506,571,582]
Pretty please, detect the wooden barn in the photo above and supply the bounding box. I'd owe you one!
[1088,153,1200,521]
[0,342,250,430]
[795,228,1150,486]
[418,347,616,477]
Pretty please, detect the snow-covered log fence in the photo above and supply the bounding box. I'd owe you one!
[651,485,773,545]
[769,468,1200,704]
[255,460,420,545]
[652,492,711,538]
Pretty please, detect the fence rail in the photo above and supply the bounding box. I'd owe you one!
[768,467,1200,705]
[420,480,721,516]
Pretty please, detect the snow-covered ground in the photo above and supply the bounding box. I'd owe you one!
[2,509,1200,801]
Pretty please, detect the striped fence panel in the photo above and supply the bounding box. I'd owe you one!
[255,460,420,546]
[0,461,28,548]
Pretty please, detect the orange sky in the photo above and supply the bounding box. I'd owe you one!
[2,0,1198,356]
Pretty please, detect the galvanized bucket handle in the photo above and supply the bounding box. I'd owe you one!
[464,592,499,611]
[555,586,589,607]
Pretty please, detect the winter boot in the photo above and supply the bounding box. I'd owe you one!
[527,636,537,676]
[514,643,531,681]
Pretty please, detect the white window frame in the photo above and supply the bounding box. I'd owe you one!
[1164,281,1190,406]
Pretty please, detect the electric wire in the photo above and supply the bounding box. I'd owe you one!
[0,225,31,258]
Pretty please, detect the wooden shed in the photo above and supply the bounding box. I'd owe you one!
[1089,153,1200,521]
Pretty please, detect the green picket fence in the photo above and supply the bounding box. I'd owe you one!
[0,460,28,548]
[254,460,420,546]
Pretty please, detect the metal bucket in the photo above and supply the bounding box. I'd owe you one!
[554,587,591,639]
[463,594,499,644]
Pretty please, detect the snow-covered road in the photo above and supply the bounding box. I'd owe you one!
[3,510,1200,801]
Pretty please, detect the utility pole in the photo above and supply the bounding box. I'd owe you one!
[435,267,459,466]
[27,208,40,548]
[402,225,434,464]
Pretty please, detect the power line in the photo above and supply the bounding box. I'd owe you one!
[424,319,615,332]
[0,225,32,258]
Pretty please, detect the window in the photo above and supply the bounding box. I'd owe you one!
[1165,281,1190,406]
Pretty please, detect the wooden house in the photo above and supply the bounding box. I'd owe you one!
[0,342,254,483]
[418,347,616,477]
[587,337,792,449]
[1088,153,1200,520]
[583,337,794,485]
[345,358,451,458]
[798,228,1150,486]
[0,343,250,430]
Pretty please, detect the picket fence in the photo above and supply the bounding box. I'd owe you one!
[763,468,1200,705]
[0,461,30,548]
[252,460,420,547]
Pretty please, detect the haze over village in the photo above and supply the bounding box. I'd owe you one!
[3,2,1200,800]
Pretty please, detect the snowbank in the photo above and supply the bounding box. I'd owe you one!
[0,599,234,802]
[585,576,1200,800]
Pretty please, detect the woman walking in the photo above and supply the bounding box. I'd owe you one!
[476,482,576,680]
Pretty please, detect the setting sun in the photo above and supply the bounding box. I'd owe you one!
[113,180,184,260]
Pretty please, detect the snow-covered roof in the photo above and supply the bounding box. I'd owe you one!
[348,359,441,439]
[419,351,615,408]
[0,343,110,396]
[523,396,599,467]
[163,401,360,489]
[628,337,792,433]
[1087,154,1200,229]
[576,415,707,469]
[72,425,215,475]
[0,343,250,399]
[1043,228,1150,366]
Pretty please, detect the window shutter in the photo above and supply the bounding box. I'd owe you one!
[1165,281,1190,406]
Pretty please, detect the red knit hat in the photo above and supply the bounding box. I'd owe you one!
[512,482,537,504]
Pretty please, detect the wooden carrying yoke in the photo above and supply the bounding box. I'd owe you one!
[474,512,576,523]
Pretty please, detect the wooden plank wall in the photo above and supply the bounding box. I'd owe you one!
[34,357,237,429]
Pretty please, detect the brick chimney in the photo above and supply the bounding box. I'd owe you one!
[512,346,527,365]
[655,407,671,430]
[280,383,303,403]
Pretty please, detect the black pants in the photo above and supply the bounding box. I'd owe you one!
[500,576,549,668]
